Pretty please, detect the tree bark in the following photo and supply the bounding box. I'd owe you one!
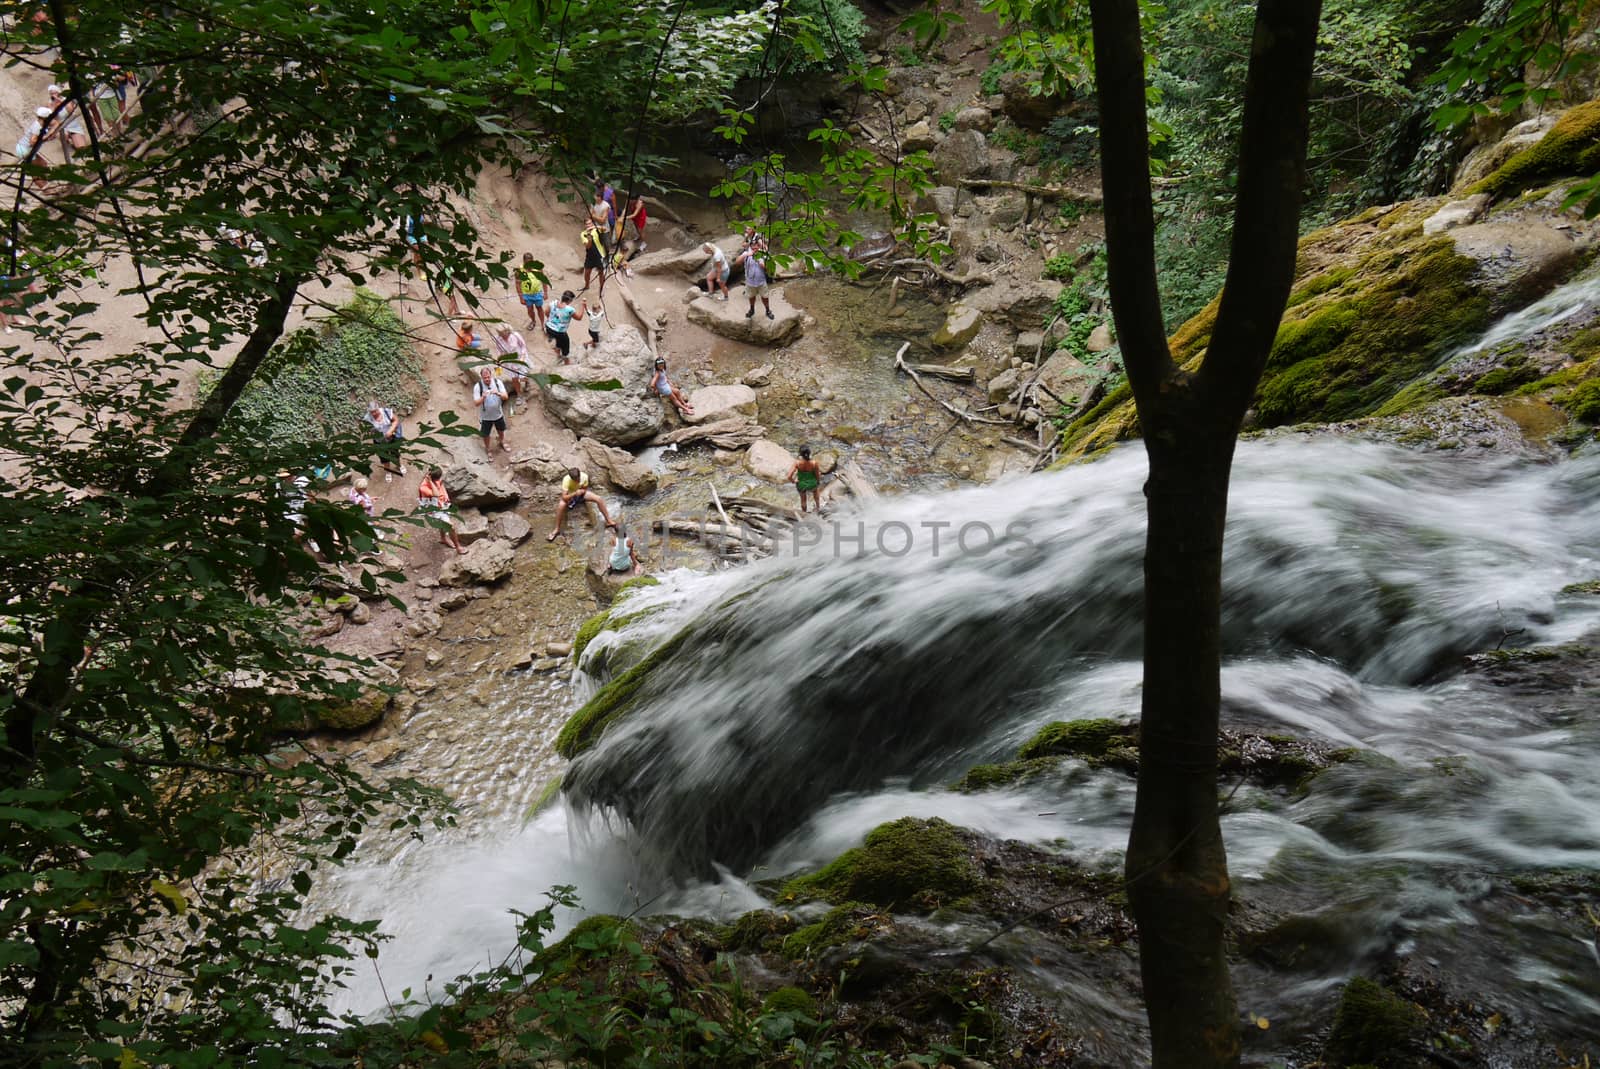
[1088,0,1322,1065]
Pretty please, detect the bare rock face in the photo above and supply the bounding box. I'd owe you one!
[443,457,520,510]
[439,538,516,587]
[578,437,659,496]
[686,384,759,424]
[537,326,664,446]
[489,511,533,545]
[1453,115,1559,191]
[686,293,804,346]
[1449,220,1590,313]
[1422,194,1491,236]
[932,129,991,184]
[745,439,795,482]
[510,441,569,483]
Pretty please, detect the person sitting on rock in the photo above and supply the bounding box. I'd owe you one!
[418,466,466,555]
[787,446,823,514]
[737,240,774,320]
[608,522,643,577]
[547,467,614,542]
[650,357,694,418]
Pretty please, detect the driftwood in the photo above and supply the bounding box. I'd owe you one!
[894,343,1012,427]
[956,178,1104,203]
[834,458,879,502]
[1002,435,1041,453]
[910,362,975,382]
[650,416,765,449]
[720,495,800,522]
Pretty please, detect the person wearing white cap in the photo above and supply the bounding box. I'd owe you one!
[45,85,87,160]
[15,107,52,165]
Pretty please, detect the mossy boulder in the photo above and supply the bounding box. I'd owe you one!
[554,624,694,758]
[778,903,893,959]
[571,575,665,663]
[307,689,391,732]
[721,908,798,952]
[1471,101,1600,201]
[1018,717,1134,762]
[1324,977,1428,1068]
[761,986,818,1018]
[780,817,981,912]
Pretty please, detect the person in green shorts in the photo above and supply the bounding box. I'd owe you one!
[787,446,822,514]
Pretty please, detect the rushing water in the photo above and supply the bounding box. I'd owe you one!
[320,431,1600,1059]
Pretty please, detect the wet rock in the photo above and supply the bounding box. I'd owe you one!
[584,559,632,605]
[442,456,520,510]
[1085,323,1115,353]
[998,69,1063,130]
[1450,220,1590,314]
[579,437,659,496]
[510,441,569,483]
[932,128,990,184]
[454,507,491,544]
[489,510,532,545]
[1422,193,1491,236]
[952,105,993,132]
[932,304,983,348]
[538,326,664,446]
[686,293,804,346]
[309,689,390,731]
[986,367,1020,403]
[685,384,759,424]
[742,363,774,387]
[745,439,795,482]
[1324,978,1428,1069]
[439,538,515,587]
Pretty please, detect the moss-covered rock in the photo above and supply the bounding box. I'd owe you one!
[1565,376,1600,421]
[555,624,693,758]
[780,818,981,912]
[572,608,613,662]
[571,576,664,663]
[761,985,818,1018]
[1018,718,1133,762]
[952,757,1063,792]
[1324,977,1427,1068]
[1561,579,1600,595]
[1471,101,1600,201]
[308,689,391,732]
[721,908,798,952]
[778,903,891,959]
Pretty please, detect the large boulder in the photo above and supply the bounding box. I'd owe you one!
[1449,220,1589,314]
[903,121,938,153]
[489,511,533,545]
[510,441,570,483]
[442,457,520,510]
[998,70,1065,130]
[538,326,664,446]
[965,276,1064,327]
[1035,351,1099,406]
[686,293,804,345]
[932,305,983,349]
[453,507,492,544]
[1454,115,1558,191]
[629,234,739,279]
[932,129,991,184]
[439,538,516,587]
[745,439,795,482]
[686,383,759,424]
[578,437,659,496]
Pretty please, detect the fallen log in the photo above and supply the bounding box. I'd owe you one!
[607,279,662,359]
[956,178,1103,203]
[651,417,765,448]
[894,343,1012,427]
[910,362,976,382]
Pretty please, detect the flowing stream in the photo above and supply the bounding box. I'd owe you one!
[317,431,1600,1059]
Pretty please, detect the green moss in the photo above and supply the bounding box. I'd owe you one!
[1560,579,1600,595]
[572,608,613,662]
[309,689,390,731]
[1324,977,1425,1068]
[535,914,640,975]
[1285,264,1357,308]
[1515,356,1600,395]
[1472,364,1540,395]
[1266,301,1362,370]
[554,625,694,758]
[952,757,1063,792]
[761,986,818,1017]
[721,909,797,952]
[527,776,563,820]
[781,817,980,911]
[1472,100,1600,200]
[1018,718,1131,761]
[1564,377,1600,421]
[615,574,660,596]
[778,903,879,959]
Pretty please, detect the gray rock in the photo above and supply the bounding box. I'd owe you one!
[454,507,492,544]
[1013,331,1045,359]
[985,193,1027,229]
[578,437,659,496]
[999,69,1064,130]
[545,639,574,658]
[1454,114,1558,191]
[686,383,759,424]
[987,367,1020,403]
[745,439,795,482]
[922,185,959,224]
[489,511,533,545]
[953,106,993,132]
[443,457,520,510]
[1036,350,1099,405]
[932,305,983,348]
[1422,193,1492,236]
[932,129,991,184]
[439,538,516,587]
[404,607,442,637]
[686,293,804,346]
[538,326,664,446]
[510,441,568,483]
[630,234,740,278]
[742,363,774,387]
[1450,220,1592,314]
[974,242,1006,263]
[966,276,1065,327]
[437,588,472,611]
[815,450,838,474]
[903,120,937,152]
[1086,323,1115,353]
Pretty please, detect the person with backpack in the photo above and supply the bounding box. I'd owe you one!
[474,365,509,455]
[737,239,775,321]
[364,399,405,476]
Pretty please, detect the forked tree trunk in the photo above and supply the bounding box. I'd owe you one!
[1087,0,1322,1065]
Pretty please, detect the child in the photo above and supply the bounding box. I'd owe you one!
[346,475,375,517]
[787,446,822,514]
[608,523,643,576]
[418,467,467,554]
[581,297,603,351]
[516,252,547,330]
[454,319,483,352]
[649,357,695,418]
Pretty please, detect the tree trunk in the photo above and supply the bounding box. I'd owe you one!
[1127,427,1239,1068]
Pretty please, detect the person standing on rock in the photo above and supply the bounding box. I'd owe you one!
[581,296,604,351]
[364,399,406,477]
[544,290,584,364]
[787,446,822,514]
[516,252,548,331]
[737,240,774,320]
[624,194,647,251]
[650,357,695,418]
[581,223,608,294]
[702,242,730,300]
[547,467,614,542]
[474,365,509,455]
[418,466,467,555]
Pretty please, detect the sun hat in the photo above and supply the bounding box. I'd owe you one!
[35,106,51,118]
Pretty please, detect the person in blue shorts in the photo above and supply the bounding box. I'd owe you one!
[516,251,547,330]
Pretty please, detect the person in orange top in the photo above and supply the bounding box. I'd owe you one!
[417,466,466,554]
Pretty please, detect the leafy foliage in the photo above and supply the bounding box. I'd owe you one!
[1430,0,1600,130]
